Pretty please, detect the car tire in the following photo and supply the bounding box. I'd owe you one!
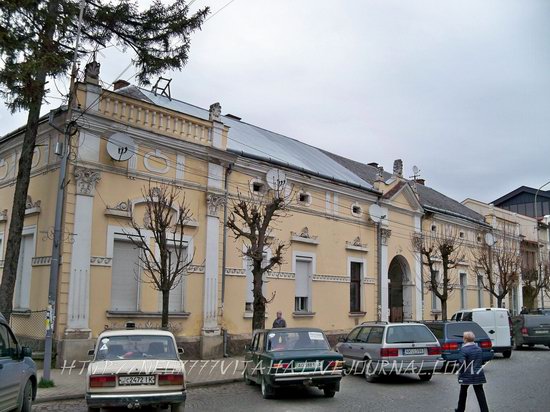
[323,388,336,398]
[87,407,100,412]
[365,360,378,383]
[502,350,512,359]
[419,373,433,382]
[20,380,33,412]
[244,369,254,385]
[261,375,275,399]
[514,343,523,350]
[170,403,184,412]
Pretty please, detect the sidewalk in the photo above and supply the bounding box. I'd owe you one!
[35,357,245,404]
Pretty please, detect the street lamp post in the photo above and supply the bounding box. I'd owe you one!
[534,180,550,310]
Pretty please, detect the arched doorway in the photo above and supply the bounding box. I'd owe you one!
[388,255,413,322]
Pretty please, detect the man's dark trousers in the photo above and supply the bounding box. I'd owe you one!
[456,384,489,412]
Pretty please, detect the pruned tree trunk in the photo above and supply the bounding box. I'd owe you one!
[0,82,45,317]
[441,300,448,321]
[161,289,170,329]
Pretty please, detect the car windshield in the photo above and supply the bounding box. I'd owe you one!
[447,323,487,339]
[266,331,330,351]
[94,335,178,360]
[386,325,437,344]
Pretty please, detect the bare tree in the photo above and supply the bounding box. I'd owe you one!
[226,182,291,331]
[413,226,465,320]
[523,259,550,310]
[472,228,521,308]
[126,183,194,328]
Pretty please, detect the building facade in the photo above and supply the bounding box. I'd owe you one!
[0,70,496,363]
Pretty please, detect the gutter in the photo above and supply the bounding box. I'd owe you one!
[423,205,490,228]
[220,163,233,358]
[0,106,67,144]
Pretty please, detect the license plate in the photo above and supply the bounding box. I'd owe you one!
[118,375,156,386]
[534,330,549,334]
[294,361,320,369]
[403,348,425,355]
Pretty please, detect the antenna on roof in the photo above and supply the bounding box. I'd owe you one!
[151,77,172,99]
[410,165,421,181]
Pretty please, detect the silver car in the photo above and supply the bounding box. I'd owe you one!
[0,313,36,412]
[335,322,443,382]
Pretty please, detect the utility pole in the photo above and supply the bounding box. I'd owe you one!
[534,181,550,311]
[43,0,86,382]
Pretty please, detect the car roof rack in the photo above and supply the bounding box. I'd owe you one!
[361,321,388,325]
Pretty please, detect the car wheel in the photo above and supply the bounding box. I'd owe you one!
[261,375,275,399]
[514,343,523,350]
[20,380,33,412]
[323,388,336,398]
[87,407,100,412]
[502,350,512,359]
[170,403,184,412]
[365,360,378,383]
[419,373,433,382]
[244,369,254,385]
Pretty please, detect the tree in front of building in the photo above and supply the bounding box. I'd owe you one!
[227,182,291,331]
[0,0,209,317]
[126,184,194,329]
[413,226,465,320]
[472,227,522,309]
[522,260,550,310]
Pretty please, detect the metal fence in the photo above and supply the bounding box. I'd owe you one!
[7,310,48,352]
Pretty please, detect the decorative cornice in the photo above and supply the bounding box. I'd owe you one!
[32,256,52,266]
[313,274,350,283]
[105,199,132,218]
[266,271,295,279]
[90,256,113,266]
[225,268,246,276]
[187,265,205,274]
[74,167,101,196]
[346,236,368,252]
[206,193,225,217]
[364,277,376,284]
[24,196,41,216]
[290,226,319,245]
[380,228,392,246]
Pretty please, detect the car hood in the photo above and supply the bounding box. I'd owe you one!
[88,359,184,375]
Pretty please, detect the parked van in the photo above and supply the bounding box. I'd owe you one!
[451,308,512,358]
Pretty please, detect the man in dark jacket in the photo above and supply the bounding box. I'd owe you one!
[455,331,489,412]
[272,311,287,328]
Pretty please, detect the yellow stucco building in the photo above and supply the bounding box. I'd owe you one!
[0,68,499,363]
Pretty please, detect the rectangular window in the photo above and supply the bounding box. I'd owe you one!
[460,273,467,309]
[350,261,362,313]
[245,253,268,311]
[431,270,441,311]
[477,275,484,307]
[295,256,312,312]
[14,234,34,309]
[111,240,140,311]
[161,246,186,313]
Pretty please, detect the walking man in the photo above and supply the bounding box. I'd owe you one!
[272,311,287,328]
[455,331,489,412]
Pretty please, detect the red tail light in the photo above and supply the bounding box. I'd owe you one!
[272,362,291,369]
[428,346,442,355]
[327,360,344,369]
[479,340,492,349]
[521,327,529,336]
[158,373,184,386]
[380,348,399,357]
[89,375,116,388]
[442,342,460,351]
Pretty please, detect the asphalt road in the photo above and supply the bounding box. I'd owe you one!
[34,347,550,412]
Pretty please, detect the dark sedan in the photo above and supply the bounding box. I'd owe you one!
[512,314,550,349]
[243,328,344,399]
[423,321,494,369]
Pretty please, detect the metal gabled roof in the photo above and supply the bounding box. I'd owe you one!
[114,86,375,192]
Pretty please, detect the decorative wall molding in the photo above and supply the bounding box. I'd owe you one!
[225,268,246,276]
[187,265,205,274]
[182,219,199,228]
[74,167,101,196]
[290,227,319,245]
[32,256,52,266]
[380,228,392,246]
[313,274,350,283]
[90,256,113,266]
[266,271,295,279]
[364,277,376,284]
[105,199,132,218]
[0,209,7,222]
[206,193,225,216]
[25,195,41,215]
[346,236,368,252]
[143,149,170,174]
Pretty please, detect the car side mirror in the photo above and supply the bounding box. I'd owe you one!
[20,346,32,359]
[88,349,95,357]
[178,347,184,355]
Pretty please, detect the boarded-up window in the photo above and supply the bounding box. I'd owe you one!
[111,240,140,311]
[14,234,34,309]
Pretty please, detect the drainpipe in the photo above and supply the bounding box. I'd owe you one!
[221,164,232,357]
[377,221,382,321]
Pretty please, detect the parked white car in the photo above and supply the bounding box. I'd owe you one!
[451,307,512,358]
[86,326,186,412]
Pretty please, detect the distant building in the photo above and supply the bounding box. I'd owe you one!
[493,186,550,219]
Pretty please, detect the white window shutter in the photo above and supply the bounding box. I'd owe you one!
[111,240,140,311]
[14,234,33,309]
[295,259,311,297]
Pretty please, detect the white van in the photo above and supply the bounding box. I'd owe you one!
[451,307,512,358]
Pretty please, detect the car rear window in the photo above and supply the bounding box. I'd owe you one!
[95,335,178,360]
[447,323,487,339]
[386,325,437,344]
[266,330,330,351]
[524,315,550,327]
[424,323,444,340]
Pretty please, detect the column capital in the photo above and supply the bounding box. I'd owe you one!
[380,228,392,246]
[206,193,225,217]
[74,167,101,196]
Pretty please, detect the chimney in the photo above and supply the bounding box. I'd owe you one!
[367,162,378,168]
[416,178,425,185]
[393,159,403,177]
[113,79,130,91]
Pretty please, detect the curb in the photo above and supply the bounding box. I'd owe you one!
[34,377,244,404]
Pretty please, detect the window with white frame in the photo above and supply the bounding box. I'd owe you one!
[351,202,363,217]
[297,191,311,206]
[460,272,467,309]
[245,252,268,312]
[294,256,312,312]
[350,261,363,313]
[431,270,441,311]
[477,275,484,307]
[13,233,34,309]
[158,245,187,313]
[111,240,141,311]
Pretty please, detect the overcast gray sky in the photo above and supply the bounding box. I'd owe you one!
[1,0,549,203]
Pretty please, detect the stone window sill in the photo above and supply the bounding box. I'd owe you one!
[243,311,269,319]
[11,309,31,317]
[106,311,190,318]
[348,312,367,317]
[292,311,316,318]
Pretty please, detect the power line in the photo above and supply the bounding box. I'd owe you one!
[205,0,238,22]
